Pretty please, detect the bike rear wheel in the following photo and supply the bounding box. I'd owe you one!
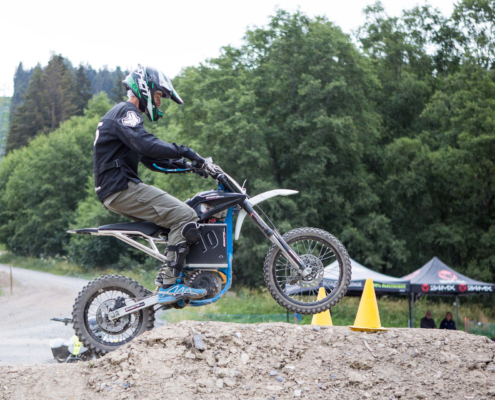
[72,275,155,356]
[264,228,351,315]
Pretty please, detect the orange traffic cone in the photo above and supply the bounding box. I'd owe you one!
[311,287,333,326]
[349,279,387,331]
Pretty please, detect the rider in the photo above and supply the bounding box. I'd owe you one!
[93,65,207,305]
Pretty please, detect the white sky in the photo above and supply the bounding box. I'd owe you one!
[1,0,456,97]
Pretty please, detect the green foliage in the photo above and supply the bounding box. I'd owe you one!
[7,56,77,152]
[0,97,10,160]
[166,10,397,283]
[7,58,128,153]
[0,93,112,256]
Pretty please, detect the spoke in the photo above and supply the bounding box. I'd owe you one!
[308,240,318,255]
[319,248,333,260]
[320,254,337,262]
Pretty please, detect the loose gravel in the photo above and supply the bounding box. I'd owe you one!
[1,322,494,399]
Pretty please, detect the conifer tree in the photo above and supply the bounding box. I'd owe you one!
[109,67,127,104]
[44,55,77,131]
[9,62,33,121]
[74,64,92,115]
[7,55,78,152]
[6,66,49,152]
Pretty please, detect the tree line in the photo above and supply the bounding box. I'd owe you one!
[7,58,127,151]
[1,1,495,287]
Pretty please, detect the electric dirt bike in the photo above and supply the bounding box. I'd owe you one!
[69,159,351,355]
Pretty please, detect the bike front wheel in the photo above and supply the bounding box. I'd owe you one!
[264,228,351,315]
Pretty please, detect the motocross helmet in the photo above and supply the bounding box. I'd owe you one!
[122,65,183,122]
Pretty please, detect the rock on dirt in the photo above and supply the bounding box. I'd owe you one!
[0,322,494,399]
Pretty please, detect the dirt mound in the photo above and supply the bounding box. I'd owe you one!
[1,322,494,399]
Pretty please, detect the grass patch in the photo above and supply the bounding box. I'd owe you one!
[162,289,495,330]
[1,251,493,331]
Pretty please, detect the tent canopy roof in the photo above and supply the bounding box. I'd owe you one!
[325,258,404,283]
[401,257,493,285]
[401,257,495,295]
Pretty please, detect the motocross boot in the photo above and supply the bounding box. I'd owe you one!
[157,223,206,305]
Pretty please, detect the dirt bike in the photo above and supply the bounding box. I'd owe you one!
[69,158,351,355]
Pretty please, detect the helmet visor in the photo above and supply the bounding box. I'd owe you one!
[158,71,183,105]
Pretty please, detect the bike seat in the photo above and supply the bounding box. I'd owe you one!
[98,221,170,237]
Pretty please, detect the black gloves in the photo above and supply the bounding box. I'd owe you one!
[180,146,205,169]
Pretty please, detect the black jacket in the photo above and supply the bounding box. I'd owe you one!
[93,102,191,202]
[439,319,456,330]
[420,317,437,329]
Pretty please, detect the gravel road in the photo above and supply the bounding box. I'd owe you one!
[0,264,88,365]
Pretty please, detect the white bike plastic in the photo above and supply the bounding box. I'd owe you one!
[234,189,298,240]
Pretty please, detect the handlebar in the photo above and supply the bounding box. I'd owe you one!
[157,157,247,195]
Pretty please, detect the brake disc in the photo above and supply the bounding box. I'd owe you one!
[96,299,131,334]
[295,254,325,288]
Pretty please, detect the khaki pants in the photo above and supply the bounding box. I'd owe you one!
[103,181,198,285]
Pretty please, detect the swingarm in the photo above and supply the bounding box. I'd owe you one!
[107,295,160,321]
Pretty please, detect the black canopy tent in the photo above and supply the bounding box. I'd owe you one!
[401,257,495,328]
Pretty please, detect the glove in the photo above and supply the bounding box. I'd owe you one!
[180,146,205,169]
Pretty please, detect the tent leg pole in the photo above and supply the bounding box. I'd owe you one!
[411,293,415,328]
[408,295,411,328]
[456,295,459,330]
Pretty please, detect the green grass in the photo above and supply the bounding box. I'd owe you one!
[1,251,494,332]
[162,290,495,330]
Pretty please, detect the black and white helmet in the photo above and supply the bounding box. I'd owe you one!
[122,65,183,122]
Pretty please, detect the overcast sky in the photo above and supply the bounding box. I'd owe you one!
[1,0,456,97]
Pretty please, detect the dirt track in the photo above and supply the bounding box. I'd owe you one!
[1,322,494,400]
[0,264,88,365]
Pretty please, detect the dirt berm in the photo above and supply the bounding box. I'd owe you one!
[1,322,494,400]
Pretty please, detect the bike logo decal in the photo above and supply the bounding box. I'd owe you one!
[223,230,226,247]
[438,270,457,280]
[467,285,492,292]
[459,284,467,292]
[430,284,455,291]
[122,111,141,127]
[125,302,145,312]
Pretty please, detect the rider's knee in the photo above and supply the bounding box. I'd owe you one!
[183,203,199,222]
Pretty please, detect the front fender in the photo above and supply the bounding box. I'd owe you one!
[234,189,298,240]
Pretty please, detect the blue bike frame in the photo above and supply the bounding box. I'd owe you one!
[189,206,233,306]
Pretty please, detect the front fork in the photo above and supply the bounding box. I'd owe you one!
[241,201,312,277]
